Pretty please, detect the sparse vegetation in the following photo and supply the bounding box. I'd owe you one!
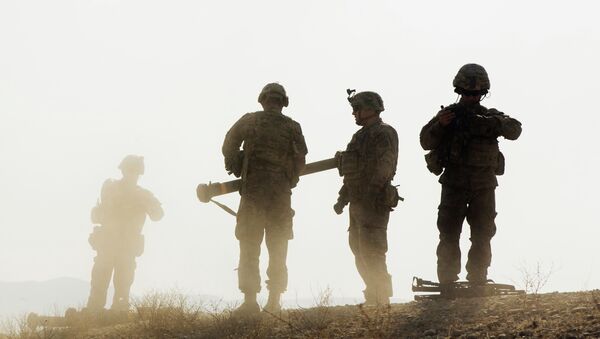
[518,261,555,295]
[4,289,600,338]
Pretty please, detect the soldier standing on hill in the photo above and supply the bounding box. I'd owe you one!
[420,64,522,287]
[222,83,308,314]
[334,90,400,305]
[86,155,164,311]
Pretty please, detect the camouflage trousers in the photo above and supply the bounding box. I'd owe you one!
[87,250,137,311]
[348,201,393,302]
[436,185,497,284]
[236,195,293,294]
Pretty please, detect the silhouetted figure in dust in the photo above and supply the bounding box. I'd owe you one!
[86,155,163,311]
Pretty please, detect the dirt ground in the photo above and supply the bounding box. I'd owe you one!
[7,290,600,338]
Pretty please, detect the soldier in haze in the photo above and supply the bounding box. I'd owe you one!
[222,83,307,314]
[420,64,522,286]
[334,90,399,305]
[86,155,164,311]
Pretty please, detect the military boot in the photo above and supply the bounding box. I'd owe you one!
[110,297,130,312]
[262,292,282,313]
[466,269,489,286]
[362,289,377,306]
[233,293,260,317]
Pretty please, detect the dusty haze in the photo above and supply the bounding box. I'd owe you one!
[1,0,599,312]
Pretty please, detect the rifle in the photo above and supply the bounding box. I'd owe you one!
[412,276,525,300]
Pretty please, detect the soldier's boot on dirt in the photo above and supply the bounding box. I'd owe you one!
[262,292,282,313]
[466,268,489,286]
[366,275,393,306]
[363,289,377,306]
[365,292,391,306]
[233,293,260,316]
[439,282,457,297]
[111,297,130,312]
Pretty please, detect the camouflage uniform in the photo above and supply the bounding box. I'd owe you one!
[222,85,307,298]
[420,64,522,284]
[87,156,163,311]
[336,91,399,303]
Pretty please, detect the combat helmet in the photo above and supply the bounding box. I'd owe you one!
[347,90,385,113]
[258,83,289,107]
[453,63,490,95]
[119,155,145,175]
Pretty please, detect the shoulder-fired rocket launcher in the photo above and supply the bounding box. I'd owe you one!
[196,156,338,203]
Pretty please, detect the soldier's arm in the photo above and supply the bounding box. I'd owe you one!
[370,127,399,189]
[420,115,446,150]
[291,122,308,187]
[488,109,522,140]
[221,113,253,176]
[333,184,349,214]
[144,191,164,222]
[91,179,115,224]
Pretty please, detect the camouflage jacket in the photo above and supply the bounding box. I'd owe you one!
[337,118,399,205]
[420,103,522,190]
[222,110,308,198]
[90,179,163,237]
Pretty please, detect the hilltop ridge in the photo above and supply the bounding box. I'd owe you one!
[5,290,600,338]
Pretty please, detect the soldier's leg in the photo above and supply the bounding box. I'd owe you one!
[436,185,468,283]
[465,188,497,283]
[359,225,392,304]
[265,232,289,294]
[87,252,114,310]
[350,203,392,304]
[264,230,288,312]
[112,254,137,311]
[348,205,369,290]
[237,230,264,295]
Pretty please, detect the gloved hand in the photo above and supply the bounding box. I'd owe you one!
[470,115,499,137]
[333,201,346,215]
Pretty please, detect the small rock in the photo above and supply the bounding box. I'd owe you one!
[572,306,590,312]
[451,329,463,336]
[519,330,533,336]
[423,329,437,336]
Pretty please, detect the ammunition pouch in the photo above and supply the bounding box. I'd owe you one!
[425,149,444,176]
[88,226,107,252]
[225,151,244,177]
[465,142,499,167]
[379,184,401,211]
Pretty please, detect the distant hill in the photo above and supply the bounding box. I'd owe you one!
[0,277,89,318]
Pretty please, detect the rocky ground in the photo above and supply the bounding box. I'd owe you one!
[4,290,600,338]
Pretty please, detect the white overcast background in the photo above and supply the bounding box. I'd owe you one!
[1,0,599,308]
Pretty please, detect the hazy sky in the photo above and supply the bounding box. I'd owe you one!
[1,0,599,305]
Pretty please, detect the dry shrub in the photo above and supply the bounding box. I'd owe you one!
[518,261,555,295]
[357,303,394,338]
[132,289,207,337]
